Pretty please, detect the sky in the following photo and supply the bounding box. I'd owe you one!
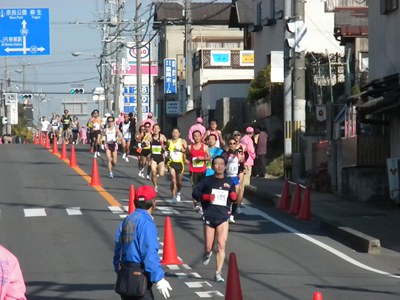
[0,0,154,123]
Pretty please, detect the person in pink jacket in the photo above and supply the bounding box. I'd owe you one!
[79,125,87,144]
[0,245,27,300]
[141,112,155,130]
[188,118,206,144]
[240,127,256,186]
[116,111,125,126]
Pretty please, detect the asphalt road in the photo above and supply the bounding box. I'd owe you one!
[1,144,400,300]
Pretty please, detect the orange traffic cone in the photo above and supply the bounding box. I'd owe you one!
[313,292,323,300]
[160,217,184,265]
[68,145,78,167]
[288,183,302,215]
[60,140,68,160]
[39,131,44,145]
[89,158,102,186]
[297,186,312,220]
[128,185,136,214]
[225,253,243,300]
[277,179,290,210]
[44,132,51,148]
[52,137,59,154]
[34,132,38,144]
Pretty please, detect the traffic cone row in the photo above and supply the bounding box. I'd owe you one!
[44,132,51,149]
[34,132,38,144]
[161,217,184,265]
[52,137,59,154]
[60,140,68,160]
[128,185,136,214]
[39,131,44,145]
[276,181,312,220]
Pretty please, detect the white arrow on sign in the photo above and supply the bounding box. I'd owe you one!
[4,20,46,55]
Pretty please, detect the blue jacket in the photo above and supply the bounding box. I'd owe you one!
[113,209,164,283]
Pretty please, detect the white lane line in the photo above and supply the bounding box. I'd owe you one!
[24,208,47,217]
[182,264,192,270]
[160,200,193,203]
[128,155,138,160]
[156,207,180,214]
[242,206,400,279]
[158,249,163,254]
[167,265,180,270]
[185,281,212,288]
[120,199,129,202]
[175,272,201,279]
[120,214,128,219]
[109,206,124,213]
[195,291,224,298]
[160,242,164,246]
[123,206,129,211]
[175,273,189,279]
[66,207,82,216]
[183,175,190,182]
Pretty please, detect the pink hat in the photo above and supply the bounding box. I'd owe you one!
[246,126,254,133]
[120,112,125,115]
[148,113,153,118]
[197,117,203,123]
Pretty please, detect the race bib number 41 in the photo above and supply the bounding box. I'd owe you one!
[211,189,228,206]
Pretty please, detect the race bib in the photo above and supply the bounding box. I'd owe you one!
[170,149,181,161]
[93,123,100,130]
[192,157,204,168]
[206,161,212,169]
[152,145,162,154]
[211,189,228,206]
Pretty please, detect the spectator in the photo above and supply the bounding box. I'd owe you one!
[116,112,125,126]
[251,128,260,177]
[80,125,87,144]
[255,128,268,177]
[188,118,206,144]
[0,245,27,300]
[128,113,136,138]
[240,127,256,186]
[141,113,155,130]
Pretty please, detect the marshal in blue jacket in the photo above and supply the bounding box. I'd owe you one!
[113,208,164,283]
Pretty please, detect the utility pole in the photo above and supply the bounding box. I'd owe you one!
[102,22,112,115]
[283,0,293,179]
[185,0,193,111]
[5,57,11,135]
[292,0,306,181]
[136,0,143,127]
[114,0,123,117]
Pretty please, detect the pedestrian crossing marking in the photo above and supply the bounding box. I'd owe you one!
[175,272,201,279]
[185,281,212,288]
[182,264,192,270]
[66,207,82,215]
[156,207,180,214]
[119,214,128,219]
[109,206,124,213]
[24,208,47,217]
[195,291,224,298]
[167,265,180,270]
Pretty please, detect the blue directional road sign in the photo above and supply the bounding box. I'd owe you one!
[164,59,176,95]
[0,8,50,56]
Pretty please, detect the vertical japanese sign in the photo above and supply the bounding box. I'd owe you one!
[164,58,176,95]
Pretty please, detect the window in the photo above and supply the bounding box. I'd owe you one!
[381,0,399,14]
[359,52,369,71]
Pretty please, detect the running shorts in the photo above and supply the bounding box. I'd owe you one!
[91,131,101,140]
[190,171,206,186]
[106,142,117,152]
[124,138,131,142]
[152,155,164,165]
[168,161,184,174]
[141,149,151,157]
[228,176,240,186]
[63,124,70,131]
[202,215,228,229]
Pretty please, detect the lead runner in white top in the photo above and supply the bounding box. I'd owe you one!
[101,116,123,178]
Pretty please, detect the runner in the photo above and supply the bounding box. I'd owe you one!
[205,134,223,177]
[71,116,80,144]
[151,124,168,193]
[101,116,123,178]
[136,125,145,170]
[233,130,248,213]
[221,137,244,224]
[50,112,60,143]
[61,110,73,144]
[89,110,102,158]
[167,127,187,204]
[119,113,135,162]
[192,156,237,282]
[39,116,50,140]
[185,131,211,212]
[138,122,152,179]
[202,120,225,148]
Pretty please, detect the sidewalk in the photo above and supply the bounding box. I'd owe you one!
[244,175,400,254]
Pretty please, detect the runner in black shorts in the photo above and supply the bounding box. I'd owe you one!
[61,110,72,143]
[150,124,168,193]
[138,122,152,179]
[192,156,237,283]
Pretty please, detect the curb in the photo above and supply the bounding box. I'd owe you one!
[244,185,381,255]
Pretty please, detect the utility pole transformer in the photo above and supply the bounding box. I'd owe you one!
[136,0,143,128]
[185,0,193,111]
[292,0,306,181]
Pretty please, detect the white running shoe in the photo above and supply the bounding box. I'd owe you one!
[122,153,126,159]
[138,171,143,178]
[176,193,181,202]
[97,152,101,157]
[215,271,224,282]
[125,157,129,162]
[94,152,97,158]
[109,173,113,178]
[172,196,177,204]
[101,144,105,150]
[229,215,235,224]
[157,174,159,177]
[203,251,213,265]
[155,186,158,193]
[147,175,151,180]
[195,205,203,214]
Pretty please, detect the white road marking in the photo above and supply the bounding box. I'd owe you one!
[128,155,138,160]
[24,208,46,217]
[175,272,201,279]
[161,199,193,203]
[160,242,164,246]
[242,206,400,279]
[123,205,129,211]
[182,264,192,270]
[183,175,190,182]
[195,291,224,298]
[120,199,129,202]
[109,206,124,213]
[167,265,180,270]
[158,249,163,254]
[120,214,128,219]
[185,281,212,288]
[65,207,82,215]
[156,207,180,214]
